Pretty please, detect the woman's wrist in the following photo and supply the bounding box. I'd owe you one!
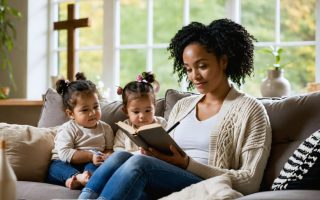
[183,155,190,169]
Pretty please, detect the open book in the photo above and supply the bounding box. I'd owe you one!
[115,121,184,155]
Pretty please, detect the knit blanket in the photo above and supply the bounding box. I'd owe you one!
[160,174,243,200]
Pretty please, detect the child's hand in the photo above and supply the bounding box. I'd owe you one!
[101,149,113,161]
[101,151,113,161]
[92,154,104,166]
[101,154,109,161]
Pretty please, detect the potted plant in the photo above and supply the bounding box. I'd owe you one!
[0,0,21,99]
[260,45,284,70]
[260,46,291,97]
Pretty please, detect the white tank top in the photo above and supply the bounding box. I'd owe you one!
[173,108,218,164]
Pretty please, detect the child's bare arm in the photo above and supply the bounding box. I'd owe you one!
[71,150,104,165]
[70,150,93,164]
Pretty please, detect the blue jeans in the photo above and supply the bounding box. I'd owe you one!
[46,159,98,186]
[78,151,203,200]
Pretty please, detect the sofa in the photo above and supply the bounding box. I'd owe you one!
[1,88,320,200]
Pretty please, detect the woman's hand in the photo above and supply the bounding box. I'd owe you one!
[141,145,189,169]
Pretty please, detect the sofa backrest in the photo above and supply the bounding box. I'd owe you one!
[157,89,320,191]
[99,98,165,133]
[37,88,320,190]
[37,88,166,134]
[259,91,320,190]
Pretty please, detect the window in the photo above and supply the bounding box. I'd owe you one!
[50,0,319,100]
[50,0,104,90]
[115,0,226,98]
[241,0,318,96]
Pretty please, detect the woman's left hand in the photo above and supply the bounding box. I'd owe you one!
[141,145,189,169]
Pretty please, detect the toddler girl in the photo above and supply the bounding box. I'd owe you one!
[113,71,166,152]
[47,72,114,189]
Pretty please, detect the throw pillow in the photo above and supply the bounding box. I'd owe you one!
[37,88,166,133]
[0,123,56,182]
[37,88,69,128]
[271,130,320,190]
[163,89,197,120]
[100,100,127,133]
[36,88,128,133]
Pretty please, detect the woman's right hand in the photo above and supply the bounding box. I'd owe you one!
[141,145,189,169]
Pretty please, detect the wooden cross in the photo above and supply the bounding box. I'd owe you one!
[54,4,90,81]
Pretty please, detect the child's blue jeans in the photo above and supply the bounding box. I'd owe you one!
[46,159,98,186]
[78,151,202,200]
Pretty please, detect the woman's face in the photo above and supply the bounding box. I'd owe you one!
[182,43,228,94]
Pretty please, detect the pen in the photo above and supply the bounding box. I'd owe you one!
[166,121,180,134]
[89,149,103,155]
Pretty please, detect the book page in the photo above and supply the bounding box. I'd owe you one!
[116,121,136,135]
[137,123,162,132]
[116,121,148,149]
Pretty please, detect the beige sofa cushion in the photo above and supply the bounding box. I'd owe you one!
[0,123,56,182]
[37,88,166,133]
[259,91,320,190]
[163,89,196,120]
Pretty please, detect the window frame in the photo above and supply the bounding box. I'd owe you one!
[49,0,320,100]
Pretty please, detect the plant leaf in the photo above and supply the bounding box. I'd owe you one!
[260,48,273,54]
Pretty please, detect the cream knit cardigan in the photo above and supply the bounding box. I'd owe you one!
[166,87,272,195]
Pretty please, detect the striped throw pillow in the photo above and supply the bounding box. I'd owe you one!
[272,130,320,190]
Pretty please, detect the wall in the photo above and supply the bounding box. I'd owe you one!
[0,0,49,126]
[0,0,28,98]
[26,0,50,99]
[1,0,50,99]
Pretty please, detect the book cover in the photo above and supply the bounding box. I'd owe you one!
[115,121,184,155]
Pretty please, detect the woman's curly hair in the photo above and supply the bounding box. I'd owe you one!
[167,18,257,89]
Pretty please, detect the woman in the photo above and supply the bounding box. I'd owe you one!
[79,18,271,200]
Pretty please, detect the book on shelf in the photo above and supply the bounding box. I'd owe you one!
[115,121,184,155]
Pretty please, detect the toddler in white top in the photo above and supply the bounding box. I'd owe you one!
[47,72,114,189]
[113,72,166,152]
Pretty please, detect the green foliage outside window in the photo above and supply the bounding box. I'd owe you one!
[56,0,316,98]
[0,0,21,98]
[241,0,315,96]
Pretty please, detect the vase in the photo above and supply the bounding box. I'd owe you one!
[0,86,10,99]
[260,69,291,97]
[0,140,17,200]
